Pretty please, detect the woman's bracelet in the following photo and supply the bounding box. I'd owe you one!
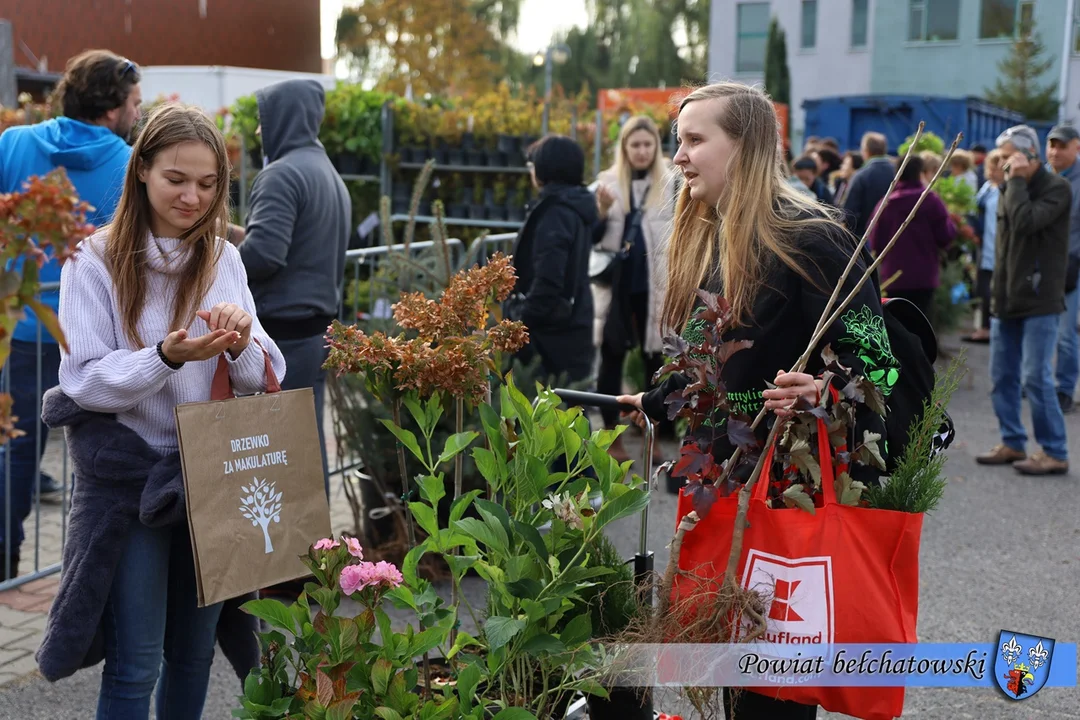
[156,340,184,370]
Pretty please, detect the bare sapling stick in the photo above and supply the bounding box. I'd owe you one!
[810,122,926,340]
[718,131,963,583]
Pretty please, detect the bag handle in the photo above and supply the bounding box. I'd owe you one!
[751,416,838,506]
[210,338,281,401]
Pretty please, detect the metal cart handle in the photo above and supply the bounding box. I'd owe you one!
[551,388,655,593]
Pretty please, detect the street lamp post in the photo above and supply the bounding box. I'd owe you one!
[534,43,571,135]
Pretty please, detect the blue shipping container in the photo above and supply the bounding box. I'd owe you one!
[801,95,1041,154]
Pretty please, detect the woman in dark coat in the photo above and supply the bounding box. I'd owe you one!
[509,135,598,383]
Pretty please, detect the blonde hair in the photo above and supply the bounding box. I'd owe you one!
[985,148,1005,168]
[105,103,229,347]
[949,149,973,173]
[919,151,943,177]
[663,82,844,332]
[612,115,669,211]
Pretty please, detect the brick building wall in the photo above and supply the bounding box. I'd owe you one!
[2,0,322,74]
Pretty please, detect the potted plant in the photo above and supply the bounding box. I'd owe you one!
[233,536,481,719]
[580,534,653,720]
[398,377,650,718]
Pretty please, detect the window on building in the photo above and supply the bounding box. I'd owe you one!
[980,0,1036,39]
[801,1,818,49]
[908,0,960,41]
[736,2,771,72]
[851,0,869,47]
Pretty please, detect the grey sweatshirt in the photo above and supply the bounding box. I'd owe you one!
[240,79,351,337]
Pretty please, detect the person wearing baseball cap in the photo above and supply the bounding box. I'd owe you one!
[1047,125,1080,415]
[977,124,1072,475]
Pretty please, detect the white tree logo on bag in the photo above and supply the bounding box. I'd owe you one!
[239,477,283,553]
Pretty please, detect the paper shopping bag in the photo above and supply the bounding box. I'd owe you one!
[671,418,922,720]
[175,348,331,606]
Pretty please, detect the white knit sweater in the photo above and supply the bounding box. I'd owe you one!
[58,230,288,455]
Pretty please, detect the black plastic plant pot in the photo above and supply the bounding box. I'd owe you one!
[486,149,506,167]
[434,148,449,165]
[466,150,487,167]
[586,687,654,720]
[414,657,456,694]
[448,203,469,219]
[333,154,362,175]
[496,133,519,154]
[487,205,508,221]
[392,183,411,200]
[461,132,476,151]
[447,149,466,165]
[506,206,525,223]
[469,204,487,220]
[393,198,411,215]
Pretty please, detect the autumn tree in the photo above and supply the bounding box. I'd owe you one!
[984,19,1059,121]
[336,0,503,95]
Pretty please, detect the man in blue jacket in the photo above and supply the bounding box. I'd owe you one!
[1048,125,1080,414]
[842,132,894,239]
[0,50,140,579]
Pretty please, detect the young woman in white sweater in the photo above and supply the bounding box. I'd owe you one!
[57,103,286,718]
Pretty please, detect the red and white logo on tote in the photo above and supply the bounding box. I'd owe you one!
[740,550,835,644]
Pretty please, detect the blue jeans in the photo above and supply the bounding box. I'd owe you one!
[97,522,223,719]
[0,340,61,555]
[1057,288,1080,398]
[275,334,329,498]
[991,315,1069,460]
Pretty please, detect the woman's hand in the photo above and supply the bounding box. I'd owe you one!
[196,302,252,358]
[616,392,646,429]
[596,183,616,216]
[762,370,822,419]
[160,328,239,364]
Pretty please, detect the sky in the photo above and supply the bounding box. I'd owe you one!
[320,0,589,73]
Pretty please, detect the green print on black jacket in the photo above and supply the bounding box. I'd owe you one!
[642,220,899,482]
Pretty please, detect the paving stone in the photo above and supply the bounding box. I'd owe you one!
[16,577,59,595]
[12,615,47,632]
[6,634,41,654]
[0,653,41,681]
[0,625,34,646]
[0,591,49,613]
[0,606,42,628]
[0,648,29,666]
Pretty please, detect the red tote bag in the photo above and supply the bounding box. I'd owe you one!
[671,419,922,720]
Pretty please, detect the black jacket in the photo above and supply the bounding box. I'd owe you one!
[642,220,896,483]
[992,167,1073,319]
[241,79,351,338]
[511,183,598,382]
[842,157,895,238]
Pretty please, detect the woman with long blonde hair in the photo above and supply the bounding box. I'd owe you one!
[616,82,899,719]
[52,103,285,718]
[591,115,674,461]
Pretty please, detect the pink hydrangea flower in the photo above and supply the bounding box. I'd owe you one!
[312,538,340,551]
[343,536,364,559]
[339,564,365,596]
[369,561,403,588]
[338,560,404,596]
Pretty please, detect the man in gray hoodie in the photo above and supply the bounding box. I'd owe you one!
[229,79,351,495]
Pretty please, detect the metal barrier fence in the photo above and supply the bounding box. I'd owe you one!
[0,281,68,592]
[0,233,519,592]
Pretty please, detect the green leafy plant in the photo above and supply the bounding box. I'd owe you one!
[866,354,964,513]
[898,131,945,157]
[400,378,650,717]
[233,536,473,719]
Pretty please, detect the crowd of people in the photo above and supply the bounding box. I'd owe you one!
[0,41,1078,720]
